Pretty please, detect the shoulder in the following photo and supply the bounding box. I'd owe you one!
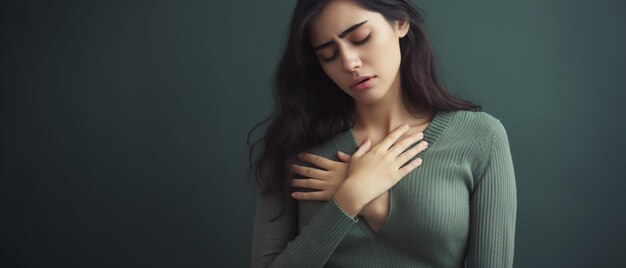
[445,110,511,159]
[446,110,513,178]
[448,110,508,141]
[451,110,503,128]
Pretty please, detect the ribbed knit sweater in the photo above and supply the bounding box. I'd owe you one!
[250,110,517,267]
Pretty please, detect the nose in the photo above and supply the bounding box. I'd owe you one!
[340,45,361,72]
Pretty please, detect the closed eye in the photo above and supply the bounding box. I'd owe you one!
[321,34,371,62]
[353,34,371,45]
[322,53,338,62]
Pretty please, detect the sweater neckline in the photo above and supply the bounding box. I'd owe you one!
[334,110,454,154]
[332,110,454,238]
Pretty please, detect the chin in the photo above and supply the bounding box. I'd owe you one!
[351,90,387,105]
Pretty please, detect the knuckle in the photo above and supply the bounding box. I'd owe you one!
[401,145,415,154]
[397,153,409,163]
[410,137,421,146]
[398,148,413,160]
[403,140,415,149]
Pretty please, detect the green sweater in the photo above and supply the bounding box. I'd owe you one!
[250,110,517,267]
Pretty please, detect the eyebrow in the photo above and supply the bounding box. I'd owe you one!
[313,20,368,51]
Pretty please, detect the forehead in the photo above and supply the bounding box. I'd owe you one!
[309,0,383,43]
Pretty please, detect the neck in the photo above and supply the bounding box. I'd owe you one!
[353,75,432,135]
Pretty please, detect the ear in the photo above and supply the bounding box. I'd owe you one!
[395,18,410,38]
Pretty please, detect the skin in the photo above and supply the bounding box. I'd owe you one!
[291,0,432,232]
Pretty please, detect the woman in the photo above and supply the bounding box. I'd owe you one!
[248,0,516,267]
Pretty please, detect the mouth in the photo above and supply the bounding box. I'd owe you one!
[351,76,376,88]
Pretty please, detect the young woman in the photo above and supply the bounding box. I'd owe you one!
[248,0,516,267]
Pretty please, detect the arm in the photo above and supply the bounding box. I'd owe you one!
[251,124,425,267]
[290,151,398,219]
[250,186,358,268]
[466,120,517,268]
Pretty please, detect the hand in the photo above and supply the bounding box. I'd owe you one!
[289,151,352,201]
[290,150,384,217]
[334,124,428,217]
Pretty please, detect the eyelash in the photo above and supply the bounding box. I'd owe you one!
[353,34,371,45]
[322,34,371,62]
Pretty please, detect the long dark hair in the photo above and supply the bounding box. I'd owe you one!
[247,0,480,218]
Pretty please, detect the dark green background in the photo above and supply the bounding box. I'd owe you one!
[1,0,624,267]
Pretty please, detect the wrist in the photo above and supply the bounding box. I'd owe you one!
[334,182,364,218]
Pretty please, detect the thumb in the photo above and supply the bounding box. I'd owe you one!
[352,137,371,158]
[336,151,351,162]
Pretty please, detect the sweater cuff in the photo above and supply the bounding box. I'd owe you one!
[332,197,359,222]
[300,197,359,248]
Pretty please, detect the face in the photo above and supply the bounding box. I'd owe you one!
[309,0,409,105]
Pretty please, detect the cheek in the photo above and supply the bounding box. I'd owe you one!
[320,64,345,87]
[371,35,400,64]
[370,39,402,76]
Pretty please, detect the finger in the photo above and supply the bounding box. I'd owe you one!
[291,190,332,201]
[352,137,371,158]
[290,178,327,190]
[297,152,337,170]
[396,140,427,167]
[377,124,411,151]
[388,132,425,156]
[398,157,423,177]
[290,164,327,179]
[337,151,351,162]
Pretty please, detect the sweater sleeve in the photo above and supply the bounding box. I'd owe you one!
[250,185,359,268]
[466,120,517,268]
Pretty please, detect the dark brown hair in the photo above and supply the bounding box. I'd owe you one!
[248,0,480,218]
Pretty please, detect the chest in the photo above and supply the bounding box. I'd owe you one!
[297,131,478,260]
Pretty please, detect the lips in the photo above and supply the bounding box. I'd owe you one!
[351,76,376,88]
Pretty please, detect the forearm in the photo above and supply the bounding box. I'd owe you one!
[251,190,358,268]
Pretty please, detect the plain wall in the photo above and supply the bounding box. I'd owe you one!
[1,0,624,267]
